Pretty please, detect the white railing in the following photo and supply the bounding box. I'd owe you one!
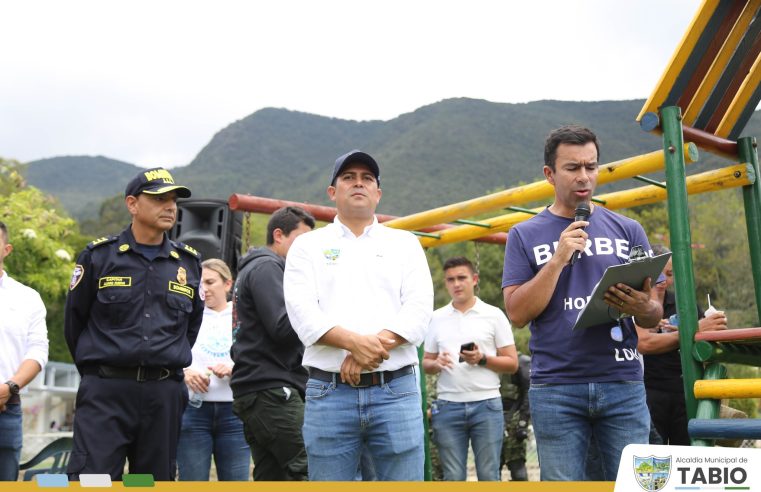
[27,361,80,394]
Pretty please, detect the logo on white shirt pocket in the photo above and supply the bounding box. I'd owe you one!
[322,248,341,264]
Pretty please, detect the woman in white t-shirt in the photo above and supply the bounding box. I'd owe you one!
[177,259,250,481]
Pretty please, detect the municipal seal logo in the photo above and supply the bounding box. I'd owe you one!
[323,248,340,263]
[634,455,671,491]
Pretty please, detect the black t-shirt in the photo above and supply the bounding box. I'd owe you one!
[643,291,702,393]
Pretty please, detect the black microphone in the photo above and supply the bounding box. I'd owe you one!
[570,202,591,265]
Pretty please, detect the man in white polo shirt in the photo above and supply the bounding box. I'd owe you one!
[424,256,517,481]
[284,149,433,481]
[0,221,49,481]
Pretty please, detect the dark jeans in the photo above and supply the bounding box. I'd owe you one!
[646,386,689,445]
[0,403,22,481]
[232,387,307,481]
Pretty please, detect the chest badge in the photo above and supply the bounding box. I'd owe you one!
[177,267,187,285]
[323,248,341,262]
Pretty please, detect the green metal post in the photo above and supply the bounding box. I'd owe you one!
[691,363,726,446]
[661,106,703,421]
[418,345,432,480]
[738,137,761,325]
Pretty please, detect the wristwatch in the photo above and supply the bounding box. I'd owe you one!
[478,355,488,366]
[4,381,20,395]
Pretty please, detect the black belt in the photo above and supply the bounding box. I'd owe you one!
[309,365,414,388]
[7,394,20,405]
[82,365,176,382]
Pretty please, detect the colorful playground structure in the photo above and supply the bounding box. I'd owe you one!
[638,0,761,446]
[229,0,761,451]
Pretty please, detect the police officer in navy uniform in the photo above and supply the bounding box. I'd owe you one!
[65,167,204,481]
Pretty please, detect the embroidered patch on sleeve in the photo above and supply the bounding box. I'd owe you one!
[69,264,84,291]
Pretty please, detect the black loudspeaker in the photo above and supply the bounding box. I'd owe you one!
[170,199,243,274]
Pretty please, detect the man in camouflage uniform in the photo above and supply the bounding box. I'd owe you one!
[499,353,531,481]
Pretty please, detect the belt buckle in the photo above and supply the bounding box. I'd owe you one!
[158,368,171,381]
[350,373,380,388]
[136,366,146,382]
[350,374,371,388]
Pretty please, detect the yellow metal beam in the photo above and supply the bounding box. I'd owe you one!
[683,0,761,126]
[386,144,698,233]
[637,0,721,122]
[715,50,761,137]
[695,378,761,399]
[418,163,752,247]
[600,163,751,208]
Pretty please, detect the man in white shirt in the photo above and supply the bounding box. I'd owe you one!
[423,256,517,481]
[284,150,433,481]
[0,221,49,481]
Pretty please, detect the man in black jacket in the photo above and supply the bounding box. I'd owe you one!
[230,206,315,481]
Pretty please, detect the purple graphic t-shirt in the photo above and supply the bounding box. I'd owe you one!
[502,206,652,384]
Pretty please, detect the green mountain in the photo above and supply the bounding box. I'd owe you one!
[24,155,142,219]
[25,98,759,220]
[174,98,667,216]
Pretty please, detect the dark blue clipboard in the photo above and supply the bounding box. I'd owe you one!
[572,252,672,330]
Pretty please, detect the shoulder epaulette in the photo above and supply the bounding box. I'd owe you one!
[86,236,118,250]
[172,240,201,260]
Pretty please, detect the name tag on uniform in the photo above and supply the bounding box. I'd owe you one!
[168,281,194,299]
[98,276,132,288]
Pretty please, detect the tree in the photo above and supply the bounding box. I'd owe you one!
[78,194,131,237]
[625,188,755,326]
[426,240,531,355]
[0,158,87,362]
[726,365,760,418]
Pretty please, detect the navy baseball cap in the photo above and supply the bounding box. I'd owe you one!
[330,150,380,186]
[125,167,191,198]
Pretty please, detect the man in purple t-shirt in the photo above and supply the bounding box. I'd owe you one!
[501,125,663,481]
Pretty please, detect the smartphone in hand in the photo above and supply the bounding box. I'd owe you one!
[459,342,475,362]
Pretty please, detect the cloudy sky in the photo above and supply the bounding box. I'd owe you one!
[1,0,699,168]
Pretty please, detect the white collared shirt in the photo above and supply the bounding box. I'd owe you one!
[424,297,514,402]
[284,216,433,372]
[0,272,49,382]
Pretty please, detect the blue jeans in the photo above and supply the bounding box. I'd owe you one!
[356,446,376,481]
[431,397,504,481]
[529,381,649,481]
[584,418,663,481]
[0,404,22,481]
[303,372,424,481]
[177,402,250,481]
